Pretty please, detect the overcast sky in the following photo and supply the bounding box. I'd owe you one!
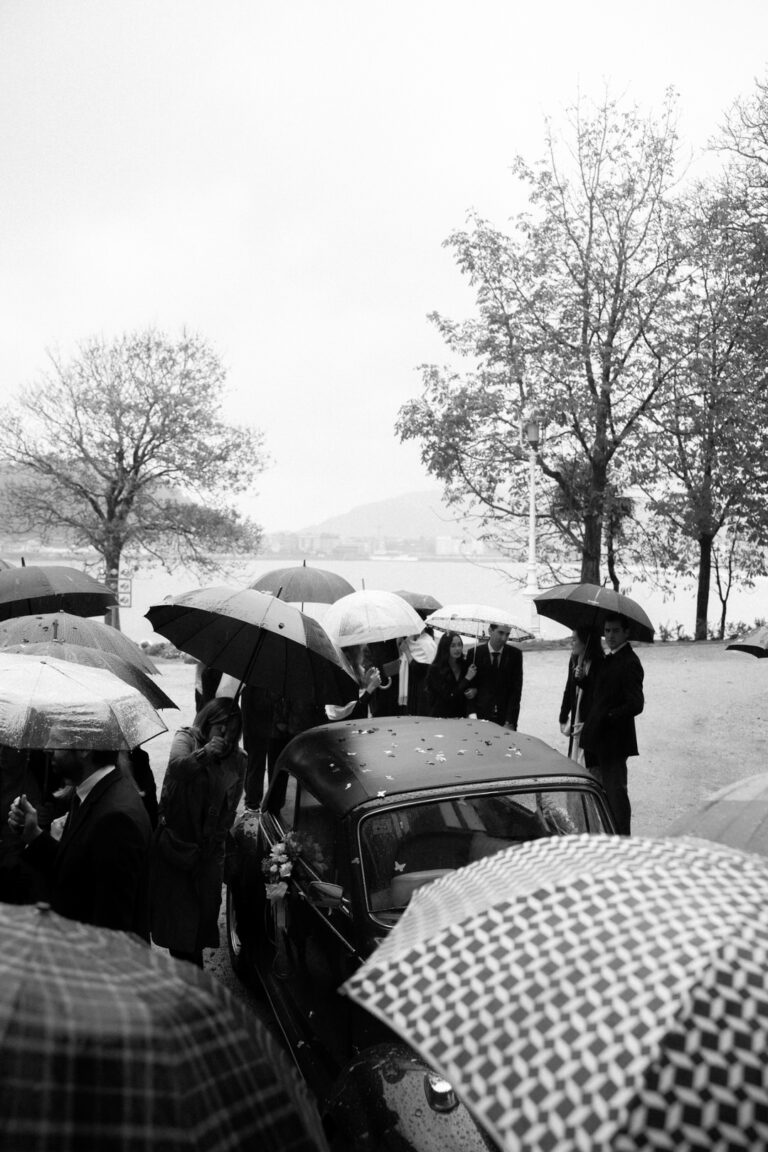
[1,1,767,532]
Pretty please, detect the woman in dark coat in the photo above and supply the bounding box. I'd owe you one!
[558,627,604,766]
[425,631,477,718]
[149,698,245,967]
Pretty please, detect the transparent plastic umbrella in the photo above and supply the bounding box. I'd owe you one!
[0,653,167,750]
[425,603,533,641]
[322,589,426,647]
[1,642,177,711]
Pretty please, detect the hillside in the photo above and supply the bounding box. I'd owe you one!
[300,489,474,540]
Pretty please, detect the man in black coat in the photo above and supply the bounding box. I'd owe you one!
[8,747,152,939]
[579,613,645,835]
[468,624,524,730]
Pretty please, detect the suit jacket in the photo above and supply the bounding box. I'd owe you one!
[579,643,644,761]
[27,766,152,939]
[468,642,523,729]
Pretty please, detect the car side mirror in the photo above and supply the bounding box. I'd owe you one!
[309,880,345,909]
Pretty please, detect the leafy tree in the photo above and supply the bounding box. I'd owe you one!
[0,330,266,614]
[636,187,768,638]
[719,72,768,225]
[397,93,685,584]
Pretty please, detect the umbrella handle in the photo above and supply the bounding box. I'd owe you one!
[379,675,392,690]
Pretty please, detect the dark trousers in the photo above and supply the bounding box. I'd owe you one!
[591,758,631,835]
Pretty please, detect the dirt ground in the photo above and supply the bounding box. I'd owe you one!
[147,640,768,840]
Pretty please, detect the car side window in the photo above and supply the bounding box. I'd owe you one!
[293,786,336,882]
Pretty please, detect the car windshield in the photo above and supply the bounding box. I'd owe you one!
[359,787,607,924]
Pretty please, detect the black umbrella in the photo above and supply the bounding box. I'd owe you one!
[393,589,443,618]
[726,625,768,657]
[534,582,655,643]
[0,564,116,621]
[250,561,354,604]
[146,585,357,705]
[0,611,158,674]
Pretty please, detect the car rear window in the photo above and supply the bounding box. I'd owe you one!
[359,789,606,922]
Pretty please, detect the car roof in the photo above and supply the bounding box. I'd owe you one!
[273,716,598,817]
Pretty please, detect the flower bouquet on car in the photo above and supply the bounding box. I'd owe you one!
[262,832,303,902]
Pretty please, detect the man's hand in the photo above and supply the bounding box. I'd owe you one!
[8,794,42,844]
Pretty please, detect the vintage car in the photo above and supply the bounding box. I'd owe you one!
[226,716,616,1151]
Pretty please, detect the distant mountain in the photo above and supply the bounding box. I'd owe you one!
[300,489,473,540]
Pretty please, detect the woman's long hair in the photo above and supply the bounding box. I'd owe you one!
[431,631,464,673]
[193,697,243,741]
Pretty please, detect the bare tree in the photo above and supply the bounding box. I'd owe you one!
[0,330,267,616]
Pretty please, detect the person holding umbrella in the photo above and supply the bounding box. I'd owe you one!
[579,613,645,834]
[7,743,153,938]
[149,698,246,967]
[558,627,604,765]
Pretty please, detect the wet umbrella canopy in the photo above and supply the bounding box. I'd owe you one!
[2,641,177,711]
[534,582,655,643]
[726,624,768,657]
[0,652,167,750]
[666,772,768,858]
[250,562,355,604]
[0,902,329,1152]
[322,589,426,647]
[0,611,158,674]
[0,564,116,621]
[345,835,768,1152]
[426,603,533,641]
[146,585,357,704]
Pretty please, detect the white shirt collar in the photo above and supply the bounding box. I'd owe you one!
[76,764,116,803]
[605,641,628,656]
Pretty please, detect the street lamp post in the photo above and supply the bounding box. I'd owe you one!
[522,413,540,634]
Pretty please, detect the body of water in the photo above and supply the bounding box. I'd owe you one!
[117,555,768,645]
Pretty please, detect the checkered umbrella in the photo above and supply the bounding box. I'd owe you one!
[344,835,768,1152]
[0,902,329,1152]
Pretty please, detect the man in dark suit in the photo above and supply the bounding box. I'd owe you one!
[8,746,152,938]
[468,623,524,730]
[579,613,644,835]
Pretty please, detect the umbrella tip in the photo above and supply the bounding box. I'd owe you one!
[35,901,52,915]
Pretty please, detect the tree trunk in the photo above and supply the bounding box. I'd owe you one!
[581,511,602,584]
[694,534,713,641]
[102,546,123,631]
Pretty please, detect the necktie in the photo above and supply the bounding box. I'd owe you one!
[491,651,499,669]
[63,793,81,840]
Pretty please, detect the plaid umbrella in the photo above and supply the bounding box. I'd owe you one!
[534,582,655,643]
[726,624,768,657]
[0,564,116,621]
[425,603,533,641]
[250,561,355,604]
[0,901,329,1152]
[0,652,167,750]
[344,835,768,1152]
[0,611,159,674]
[146,585,357,704]
[2,641,177,711]
[322,589,426,646]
